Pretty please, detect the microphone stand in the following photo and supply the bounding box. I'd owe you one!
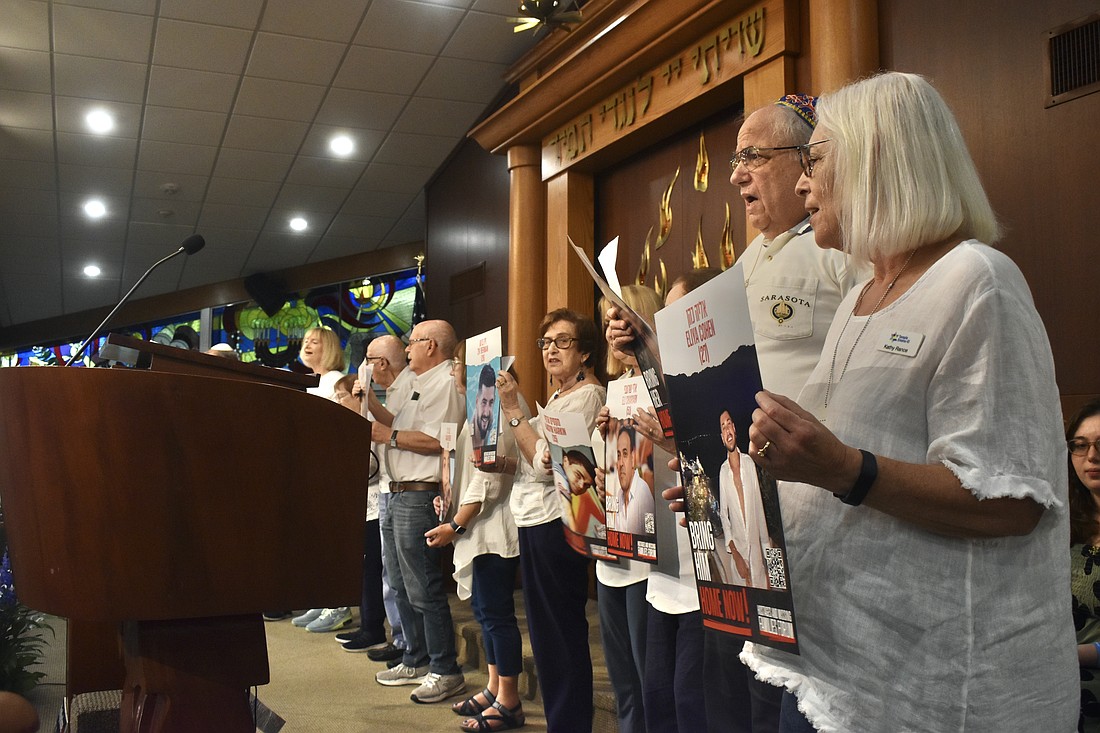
[65,246,192,366]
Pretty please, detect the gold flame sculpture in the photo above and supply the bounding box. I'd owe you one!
[692,218,710,269]
[719,203,737,270]
[694,131,709,192]
[655,167,679,250]
[635,227,653,286]
[654,259,667,301]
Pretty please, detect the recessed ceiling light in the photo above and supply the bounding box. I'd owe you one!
[83,264,102,277]
[85,109,114,134]
[290,217,308,231]
[329,134,354,157]
[83,199,106,218]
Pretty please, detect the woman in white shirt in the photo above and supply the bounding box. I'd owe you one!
[743,72,1076,732]
[497,309,605,733]
[426,350,530,732]
[290,326,354,633]
[593,284,662,733]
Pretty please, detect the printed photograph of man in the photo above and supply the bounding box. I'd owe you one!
[607,424,654,534]
[717,410,772,589]
[470,363,497,452]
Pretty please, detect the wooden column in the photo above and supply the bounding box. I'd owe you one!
[507,145,547,408]
[809,0,879,94]
[545,170,594,400]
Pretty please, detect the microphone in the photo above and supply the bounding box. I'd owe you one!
[64,234,206,366]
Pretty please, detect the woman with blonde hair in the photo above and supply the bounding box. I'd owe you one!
[742,72,1076,731]
[290,326,355,633]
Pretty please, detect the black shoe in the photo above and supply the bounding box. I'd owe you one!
[368,643,404,662]
[262,610,291,621]
[335,629,363,643]
[342,636,389,653]
[386,656,404,669]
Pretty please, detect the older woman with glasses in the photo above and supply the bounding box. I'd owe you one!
[740,72,1077,732]
[497,308,605,733]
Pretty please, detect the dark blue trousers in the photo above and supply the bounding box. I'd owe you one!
[359,519,386,642]
[703,628,782,733]
[519,520,593,733]
[470,553,522,677]
[644,607,706,733]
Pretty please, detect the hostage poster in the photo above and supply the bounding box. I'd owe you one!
[541,406,615,561]
[653,263,798,653]
[603,376,659,563]
[465,327,502,469]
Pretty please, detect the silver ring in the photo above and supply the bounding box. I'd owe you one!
[757,440,772,458]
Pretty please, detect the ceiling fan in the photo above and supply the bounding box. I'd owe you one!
[508,0,583,33]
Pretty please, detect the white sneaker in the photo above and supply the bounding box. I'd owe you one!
[375,663,430,687]
[291,608,323,627]
[410,672,466,704]
[306,607,352,632]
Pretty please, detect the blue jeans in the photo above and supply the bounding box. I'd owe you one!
[382,489,459,675]
[470,553,522,677]
[597,579,649,733]
[378,492,405,649]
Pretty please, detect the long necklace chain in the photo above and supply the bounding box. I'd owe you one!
[823,249,916,415]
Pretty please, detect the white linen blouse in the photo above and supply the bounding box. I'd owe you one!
[742,241,1077,732]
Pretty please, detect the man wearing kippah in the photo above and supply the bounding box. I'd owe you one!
[705,96,865,733]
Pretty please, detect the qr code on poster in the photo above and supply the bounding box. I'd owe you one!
[765,547,787,590]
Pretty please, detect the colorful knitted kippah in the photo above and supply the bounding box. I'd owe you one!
[775,94,818,129]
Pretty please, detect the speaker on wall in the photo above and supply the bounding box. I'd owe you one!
[244,272,289,317]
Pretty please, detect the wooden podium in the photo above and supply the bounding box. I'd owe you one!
[0,338,372,732]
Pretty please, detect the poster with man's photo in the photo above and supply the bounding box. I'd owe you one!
[465,327,502,469]
[541,406,615,561]
[604,376,659,563]
[653,263,798,653]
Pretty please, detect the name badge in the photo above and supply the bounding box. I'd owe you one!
[878,330,924,357]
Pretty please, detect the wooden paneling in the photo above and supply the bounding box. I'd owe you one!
[596,107,746,293]
[425,138,512,346]
[879,0,1100,398]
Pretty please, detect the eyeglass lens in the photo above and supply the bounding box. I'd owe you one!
[1070,438,1100,455]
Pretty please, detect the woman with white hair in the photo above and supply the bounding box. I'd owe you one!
[742,71,1077,731]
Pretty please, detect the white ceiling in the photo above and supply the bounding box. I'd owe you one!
[0,0,541,328]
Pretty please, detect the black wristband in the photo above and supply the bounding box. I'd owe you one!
[835,449,877,506]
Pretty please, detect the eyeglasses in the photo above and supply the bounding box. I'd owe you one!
[1069,438,1100,456]
[537,336,579,350]
[408,337,434,347]
[729,140,831,177]
[796,139,831,178]
[364,355,384,363]
[729,144,802,172]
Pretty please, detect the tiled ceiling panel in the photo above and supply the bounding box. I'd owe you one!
[0,0,547,331]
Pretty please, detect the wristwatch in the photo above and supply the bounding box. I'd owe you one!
[389,430,399,449]
[509,416,523,428]
[449,519,467,535]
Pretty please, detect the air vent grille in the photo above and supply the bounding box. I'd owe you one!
[1046,13,1100,107]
